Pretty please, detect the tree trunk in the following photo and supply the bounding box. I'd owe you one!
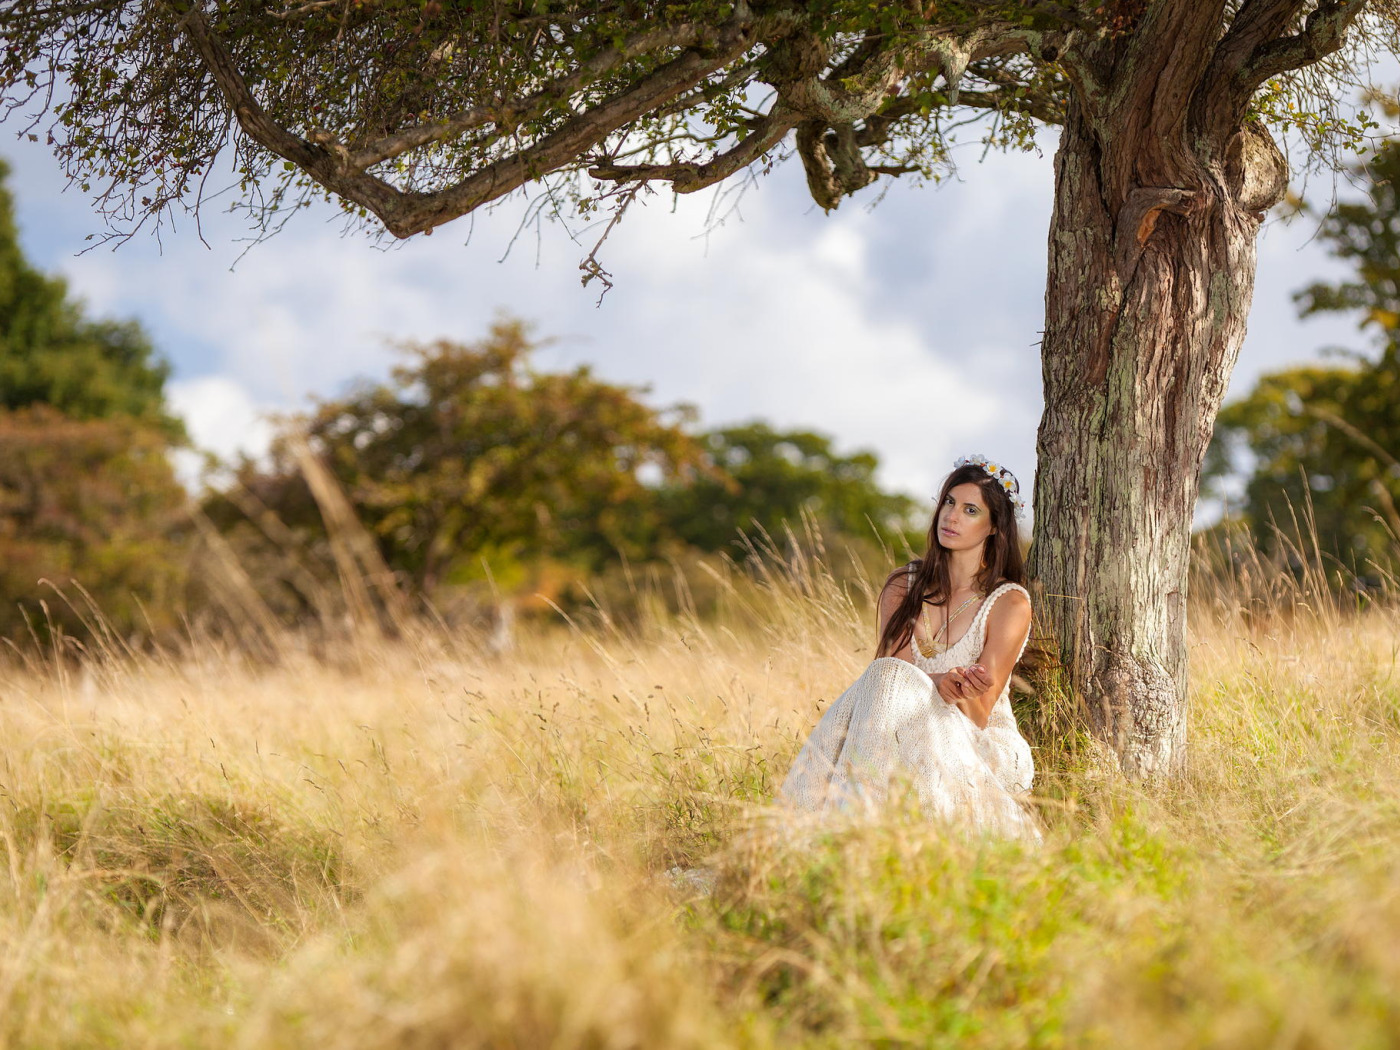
[1028,83,1287,777]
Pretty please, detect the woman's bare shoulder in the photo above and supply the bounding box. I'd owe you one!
[986,582,1031,623]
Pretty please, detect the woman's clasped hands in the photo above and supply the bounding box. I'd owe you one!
[937,663,994,705]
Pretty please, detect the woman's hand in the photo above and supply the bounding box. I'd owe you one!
[936,667,968,704]
[961,663,994,694]
[937,663,999,723]
[938,664,993,704]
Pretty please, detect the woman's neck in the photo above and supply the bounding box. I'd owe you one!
[946,545,984,595]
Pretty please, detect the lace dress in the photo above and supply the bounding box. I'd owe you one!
[779,582,1039,840]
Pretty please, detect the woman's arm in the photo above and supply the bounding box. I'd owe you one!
[941,590,1032,729]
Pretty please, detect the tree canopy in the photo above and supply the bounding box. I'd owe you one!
[658,422,916,554]
[0,159,183,437]
[0,2,1383,244]
[209,320,706,595]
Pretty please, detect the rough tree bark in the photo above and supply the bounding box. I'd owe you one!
[1028,6,1290,776]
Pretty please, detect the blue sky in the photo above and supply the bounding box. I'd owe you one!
[0,119,1370,514]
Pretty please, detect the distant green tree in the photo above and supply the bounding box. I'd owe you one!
[210,322,918,624]
[0,159,183,439]
[1207,140,1400,566]
[1207,356,1400,563]
[210,320,709,605]
[657,422,917,555]
[0,160,189,643]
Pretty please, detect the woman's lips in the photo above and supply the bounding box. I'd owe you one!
[940,527,958,538]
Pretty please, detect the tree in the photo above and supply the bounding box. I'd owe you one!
[0,159,183,439]
[1209,355,1400,566]
[657,422,917,553]
[210,320,708,604]
[1207,140,1400,567]
[0,161,188,644]
[210,333,916,627]
[0,406,189,643]
[2,1,1388,774]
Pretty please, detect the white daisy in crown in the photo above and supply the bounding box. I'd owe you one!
[952,453,1026,517]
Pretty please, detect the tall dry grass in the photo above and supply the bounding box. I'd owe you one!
[2,530,1399,1049]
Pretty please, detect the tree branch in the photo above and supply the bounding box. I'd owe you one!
[267,0,339,21]
[1237,0,1367,87]
[177,3,407,217]
[1209,0,1309,84]
[650,59,763,121]
[177,1,765,237]
[588,105,797,192]
[855,84,1065,148]
[346,21,726,170]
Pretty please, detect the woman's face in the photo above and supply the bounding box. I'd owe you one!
[937,482,995,554]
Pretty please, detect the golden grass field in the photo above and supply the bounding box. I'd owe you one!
[2,542,1399,1049]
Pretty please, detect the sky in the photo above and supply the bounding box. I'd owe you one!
[0,115,1376,517]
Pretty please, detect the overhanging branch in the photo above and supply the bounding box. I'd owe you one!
[1237,0,1367,87]
[588,104,797,192]
[346,21,726,170]
[176,1,764,236]
[123,1,1074,235]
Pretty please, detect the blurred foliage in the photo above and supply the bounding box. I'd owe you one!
[0,159,183,440]
[0,405,189,643]
[658,422,916,555]
[1206,138,1400,572]
[206,319,705,620]
[0,162,189,645]
[207,319,917,628]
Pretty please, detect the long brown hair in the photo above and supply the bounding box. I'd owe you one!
[877,463,1026,657]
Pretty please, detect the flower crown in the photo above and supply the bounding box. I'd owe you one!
[952,453,1026,517]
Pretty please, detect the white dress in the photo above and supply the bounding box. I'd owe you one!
[779,582,1040,840]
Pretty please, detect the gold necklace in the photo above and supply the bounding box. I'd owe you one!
[915,591,985,658]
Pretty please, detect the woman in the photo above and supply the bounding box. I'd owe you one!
[780,454,1040,839]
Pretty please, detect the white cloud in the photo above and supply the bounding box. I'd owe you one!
[168,374,275,464]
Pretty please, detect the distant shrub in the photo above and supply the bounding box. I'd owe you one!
[0,405,190,646]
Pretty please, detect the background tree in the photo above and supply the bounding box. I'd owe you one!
[0,161,189,642]
[209,320,709,611]
[0,159,183,439]
[656,422,917,554]
[211,322,916,627]
[1207,138,1400,569]
[0,405,188,643]
[4,0,1390,774]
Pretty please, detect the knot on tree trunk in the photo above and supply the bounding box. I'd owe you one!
[1113,186,1198,282]
[1093,652,1185,780]
[1227,122,1288,217]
